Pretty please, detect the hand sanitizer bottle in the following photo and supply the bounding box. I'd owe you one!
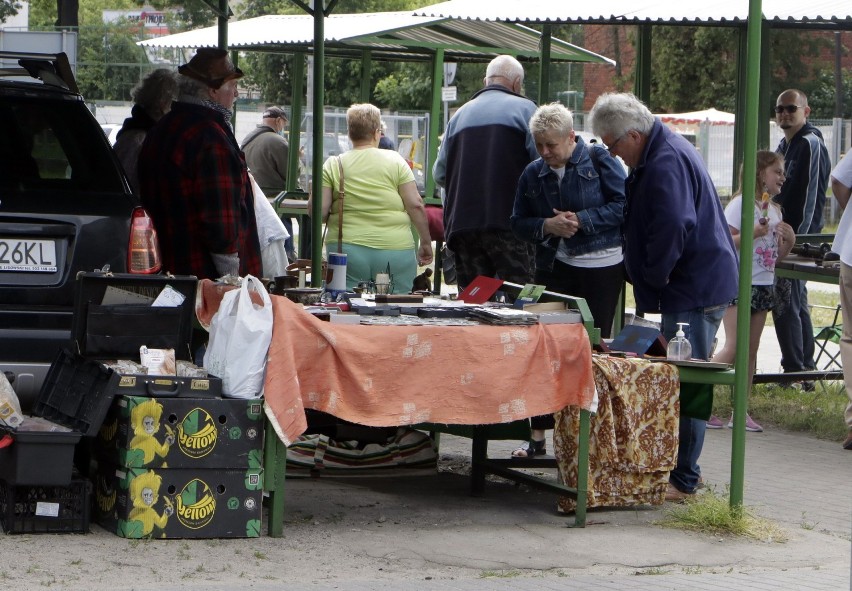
[667,322,692,361]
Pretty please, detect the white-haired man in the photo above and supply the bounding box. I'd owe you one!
[433,55,538,289]
[590,92,738,501]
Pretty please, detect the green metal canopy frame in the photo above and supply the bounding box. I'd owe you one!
[145,3,614,290]
[194,0,852,513]
[414,0,852,511]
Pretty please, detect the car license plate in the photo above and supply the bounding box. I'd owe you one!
[0,238,58,272]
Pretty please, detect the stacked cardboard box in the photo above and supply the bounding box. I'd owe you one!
[94,395,264,539]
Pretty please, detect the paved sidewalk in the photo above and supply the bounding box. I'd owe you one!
[5,425,847,591]
[2,281,848,591]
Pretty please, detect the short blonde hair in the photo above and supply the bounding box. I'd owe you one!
[529,103,574,137]
[346,103,381,142]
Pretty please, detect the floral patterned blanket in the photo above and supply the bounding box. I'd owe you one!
[555,355,680,511]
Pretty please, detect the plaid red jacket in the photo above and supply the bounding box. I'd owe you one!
[139,101,262,280]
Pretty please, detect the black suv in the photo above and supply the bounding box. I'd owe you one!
[0,51,161,412]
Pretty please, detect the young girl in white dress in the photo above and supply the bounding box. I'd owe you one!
[709,151,795,432]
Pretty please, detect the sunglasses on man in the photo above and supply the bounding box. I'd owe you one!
[774,104,803,114]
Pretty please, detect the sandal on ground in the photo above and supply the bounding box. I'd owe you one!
[511,439,546,458]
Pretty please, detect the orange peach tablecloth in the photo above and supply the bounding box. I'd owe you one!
[197,280,595,445]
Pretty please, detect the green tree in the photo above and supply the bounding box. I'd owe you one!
[808,68,852,119]
[76,19,150,100]
[0,1,21,23]
[765,29,833,115]
[649,26,832,115]
[240,0,450,111]
[650,26,739,113]
[373,63,433,111]
[24,0,56,28]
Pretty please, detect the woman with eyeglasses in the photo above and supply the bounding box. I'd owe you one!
[508,102,626,458]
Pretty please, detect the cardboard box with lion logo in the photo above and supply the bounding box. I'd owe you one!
[94,464,263,538]
[96,395,264,469]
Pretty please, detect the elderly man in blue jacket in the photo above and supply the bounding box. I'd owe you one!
[590,93,738,502]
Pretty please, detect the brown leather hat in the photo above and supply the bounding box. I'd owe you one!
[178,48,243,89]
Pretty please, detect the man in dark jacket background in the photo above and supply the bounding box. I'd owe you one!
[590,92,738,502]
[242,106,296,261]
[433,55,538,289]
[772,89,831,387]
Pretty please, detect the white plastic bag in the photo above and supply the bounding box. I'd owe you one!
[203,275,273,399]
[250,173,291,278]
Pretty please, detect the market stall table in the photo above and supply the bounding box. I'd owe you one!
[759,254,843,382]
[774,254,839,286]
[196,280,598,536]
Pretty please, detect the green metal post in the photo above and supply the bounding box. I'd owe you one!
[538,24,552,104]
[360,50,372,102]
[758,21,772,150]
[424,48,444,205]
[730,0,765,511]
[572,409,590,528]
[426,49,445,292]
[633,24,652,103]
[287,52,305,192]
[310,5,326,286]
[218,0,228,49]
[732,28,748,191]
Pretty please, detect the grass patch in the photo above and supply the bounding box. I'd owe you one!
[634,567,671,575]
[712,382,848,441]
[658,487,788,542]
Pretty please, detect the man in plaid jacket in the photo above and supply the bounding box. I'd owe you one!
[139,48,261,280]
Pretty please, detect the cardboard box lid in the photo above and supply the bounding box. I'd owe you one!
[28,349,118,437]
[70,272,199,361]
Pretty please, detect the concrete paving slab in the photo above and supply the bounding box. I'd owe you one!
[2,426,848,591]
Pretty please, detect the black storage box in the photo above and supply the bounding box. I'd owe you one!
[0,476,92,534]
[70,272,220,398]
[0,349,117,486]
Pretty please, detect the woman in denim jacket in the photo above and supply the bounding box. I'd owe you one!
[509,103,627,458]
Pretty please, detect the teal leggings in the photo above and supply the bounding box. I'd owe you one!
[340,243,417,293]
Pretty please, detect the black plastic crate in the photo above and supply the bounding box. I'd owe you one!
[0,477,91,534]
[34,349,119,437]
[0,349,117,486]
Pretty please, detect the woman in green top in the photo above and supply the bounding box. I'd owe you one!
[313,103,433,292]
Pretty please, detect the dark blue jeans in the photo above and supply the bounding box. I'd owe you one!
[772,279,816,372]
[662,302,728,494]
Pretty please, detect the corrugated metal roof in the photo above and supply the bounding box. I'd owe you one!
[414,0,852,26]
[138,11,614,64]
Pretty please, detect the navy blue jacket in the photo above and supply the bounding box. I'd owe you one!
[624,120,738,314]
[775,122,830,234]
[433,85,538,248]
[510,137,626,271]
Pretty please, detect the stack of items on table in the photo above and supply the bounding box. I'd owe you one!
[0,272,264,538]
[337,276,583,327]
